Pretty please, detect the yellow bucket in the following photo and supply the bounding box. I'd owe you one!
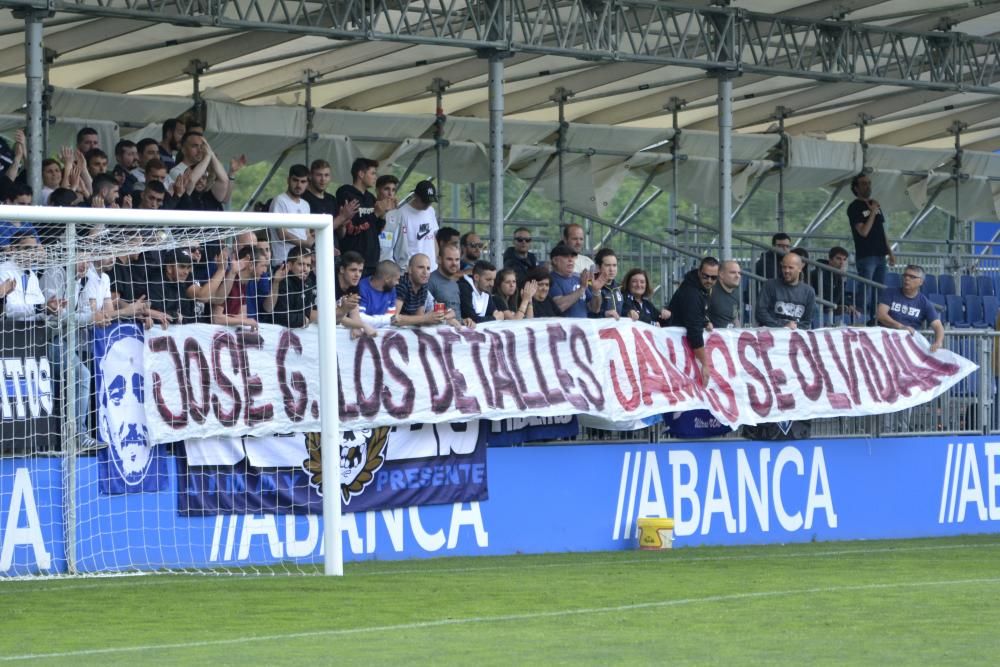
[637,518,675,550]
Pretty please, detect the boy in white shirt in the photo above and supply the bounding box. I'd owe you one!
[398,180,440,272]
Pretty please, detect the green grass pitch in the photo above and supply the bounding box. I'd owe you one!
[3,535,1000,665]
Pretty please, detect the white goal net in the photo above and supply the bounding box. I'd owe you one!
[0,205,341,578]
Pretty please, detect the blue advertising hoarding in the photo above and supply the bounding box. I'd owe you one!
[3,436,1000,576]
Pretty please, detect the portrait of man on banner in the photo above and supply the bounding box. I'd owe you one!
[94,322,166,493]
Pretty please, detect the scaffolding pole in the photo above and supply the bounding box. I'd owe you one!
[22,9,45,202]
[487,51,507,267]
[718,73,734,260]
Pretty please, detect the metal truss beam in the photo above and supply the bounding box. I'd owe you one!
[5,0,1000,94]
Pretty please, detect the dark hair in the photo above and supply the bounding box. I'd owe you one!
[42,157,60,171]
[473,260,496,275]
[145,158,166,173]
[493,268,520,310]
[594,248,617,267]
[339,250,365,268]
[288,246,314,264]
[309,159,331,172]
[114,139,136,158]
[375,174,399,189]
[48,188,78,207]
[237,244,256,262]
[850,172,867,196]
[790,247,809,259]
[85,148,108,164]
[771,233,791,246]
[460,231,480,248]
[526,266,550,284]
[76,127,98,144]
[436,227,460,245]
[137,137,159,155]
[829,246,849,260]
[699,256,720,271]
[622,268,652,298]
[161,118,180,139]
[288,164,309,179]
[8,229,37,247]
[180,131,204,147]
[92,173,118,195]
[350,158,379,181]
[144,180,167,195]
[3,182,31,204]
[514,226,531,236]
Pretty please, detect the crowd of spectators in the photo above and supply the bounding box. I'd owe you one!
[0,118,947,442]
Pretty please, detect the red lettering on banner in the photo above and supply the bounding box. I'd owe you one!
[824,330,861,406]
[756,330,795,411]
[570,326,605,410]
[845,329,881,403]
[599,327,640,412]
[632,328,674,406]
[903,335,961,377]
[547,324,588,411]
[439,329,480,414]
[789,332,822,402]
[184,337,210,424]
[644,332,691,404]
[879,333,915,399]
[528,327,562,406]
[807,331,851,410]
[704,336,738,423]
[887,334,937,391]
[235,331,273,426]
[502,329,547,409]
[148,335,189,428]
[380,332,415,419]
[277,329,308,422]
[415,330,453,414]
[486,330,526,411]
[460,329,495,409]
[738,332,772,417]
[353,335,383,418]
[211,331,242,426]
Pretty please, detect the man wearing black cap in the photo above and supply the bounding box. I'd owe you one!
[398,180,441,272]
[548,242,599,319]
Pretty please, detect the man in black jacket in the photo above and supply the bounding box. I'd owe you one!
[270,247,317,329]
[665,257,719,387]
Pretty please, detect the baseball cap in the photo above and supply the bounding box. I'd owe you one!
[549,242,578,259]
[164,248,193,266]
[414,180,438,203]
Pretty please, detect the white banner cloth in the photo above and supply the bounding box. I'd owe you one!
[143,321,977,443]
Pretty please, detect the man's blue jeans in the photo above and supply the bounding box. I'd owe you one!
[855,254,887,324]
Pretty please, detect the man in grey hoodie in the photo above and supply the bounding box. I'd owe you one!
[756,252,815,329]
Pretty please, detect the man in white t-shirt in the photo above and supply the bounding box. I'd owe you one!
[398,180,440,272]
[269,164,312,266]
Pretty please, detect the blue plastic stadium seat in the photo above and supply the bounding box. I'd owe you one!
[884,272,901,289]
[946,294,968,327]
[983,295,999,329]
[938,274,956,296]
[921,274,937,295]
[960,275,978,296]
[993,273,1000,300]
[929,293,947,323]
[978,275,996,297]
[965,295,986,328]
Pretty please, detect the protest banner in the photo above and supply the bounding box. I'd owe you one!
[143,321,977,443]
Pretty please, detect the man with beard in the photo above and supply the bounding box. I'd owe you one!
[756,252,816,329]
[269,164,313,266]
[337,158,393,276]
[666,256,719,387]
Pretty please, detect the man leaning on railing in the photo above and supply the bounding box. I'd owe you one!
[876,264,944,352]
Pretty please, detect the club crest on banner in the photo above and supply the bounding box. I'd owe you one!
[303,428,389,504]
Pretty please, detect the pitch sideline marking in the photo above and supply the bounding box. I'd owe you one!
[2,540,999,594]
[3,577,1000,662]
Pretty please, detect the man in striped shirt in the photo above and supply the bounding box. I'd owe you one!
[393,253,451,326]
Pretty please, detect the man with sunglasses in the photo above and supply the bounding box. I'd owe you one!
[502,226,538,282]
[877,265,943,352]
[460,232,484,272]
[665,257,719,387]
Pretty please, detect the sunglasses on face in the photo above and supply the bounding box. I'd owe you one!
[700,273,719,281]
[514,237,531,243]
[466,243,484,249]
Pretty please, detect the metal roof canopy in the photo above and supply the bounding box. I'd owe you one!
[3,0,1000,259]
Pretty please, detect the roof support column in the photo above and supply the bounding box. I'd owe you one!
[551,87,570,221]
[717,72,734,260]
[185,59,208,126]
[304,70,317,166]
[430,77,450,207]
[485,49,508,267]
[21,9,45,203]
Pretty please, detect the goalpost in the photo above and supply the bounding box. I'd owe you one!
[0,205,342,578]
